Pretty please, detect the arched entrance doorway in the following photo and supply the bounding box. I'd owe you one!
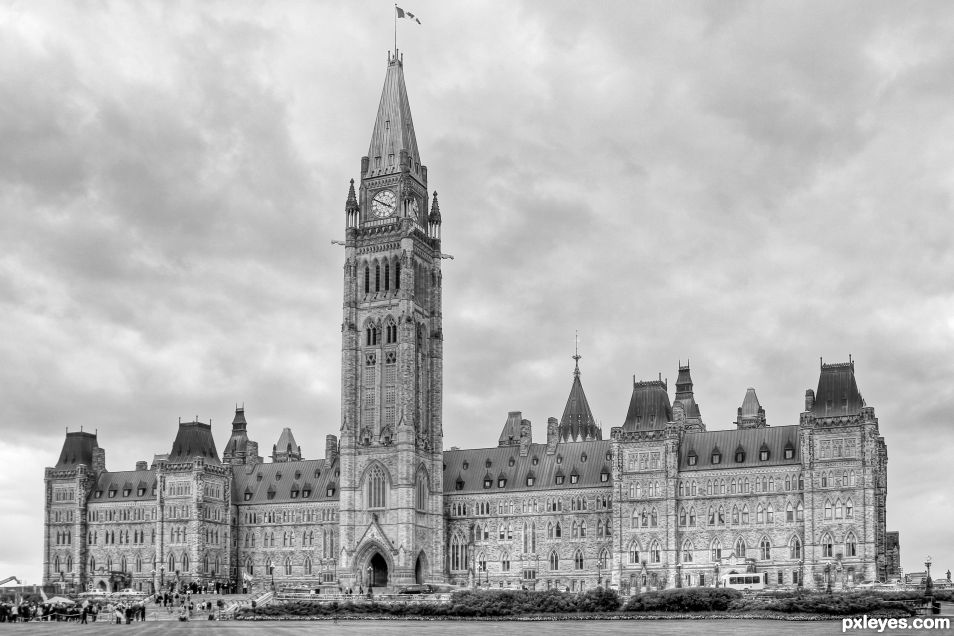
[415,552,427,584]
[369,553,388,588]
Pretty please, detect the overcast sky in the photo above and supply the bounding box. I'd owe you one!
[2,1,952,583]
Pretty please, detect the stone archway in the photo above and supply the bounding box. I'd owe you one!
[369,553,388,588]
[415,551,428,584]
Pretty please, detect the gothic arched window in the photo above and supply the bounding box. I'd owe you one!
[574,549,585,569]
[367,465,387,509]
[682,539,693,562]
[845,532,857,557]
[649,540,660,563]
[629,541,640,564]
[451,534,467,571]
[789,535,802,559]
[821,533,834,558]
[549,551,559,570]
[735,537,746,558]
[760,536,771,560]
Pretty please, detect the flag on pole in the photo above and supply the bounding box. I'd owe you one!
[396,6,421,24]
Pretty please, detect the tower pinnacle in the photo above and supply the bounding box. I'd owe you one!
[572,331,581,378]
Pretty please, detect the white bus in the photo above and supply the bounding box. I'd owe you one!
[721,572,767,590]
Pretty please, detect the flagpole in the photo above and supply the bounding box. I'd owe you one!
[394,4,397,54]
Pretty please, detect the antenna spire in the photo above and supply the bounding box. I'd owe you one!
[572,331,581,378]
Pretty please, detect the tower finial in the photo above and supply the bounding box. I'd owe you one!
[572,330,581,378]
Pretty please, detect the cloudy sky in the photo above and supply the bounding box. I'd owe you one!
[2,0,953,583]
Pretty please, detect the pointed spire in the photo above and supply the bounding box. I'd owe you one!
[346,179,358,211]
[572,331,581,378]
[429,191,441,223]
[559,350,600,442]
[366,52,420,179]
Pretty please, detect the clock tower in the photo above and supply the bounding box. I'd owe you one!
[338,50,445,588]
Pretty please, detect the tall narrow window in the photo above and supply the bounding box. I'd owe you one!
[367,465,387,509]
[760,537,771,560]
[395,262,401,290]
[735,537,746,558]
[375,264,381,292]
[384,263,390,291]
[364,265,370,294]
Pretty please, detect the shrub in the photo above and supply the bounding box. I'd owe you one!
[623,588,742,612]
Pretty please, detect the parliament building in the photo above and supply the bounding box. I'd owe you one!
[43,51,891,595]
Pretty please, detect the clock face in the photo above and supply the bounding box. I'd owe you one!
[371,190,396,218]
[408,198,419,220]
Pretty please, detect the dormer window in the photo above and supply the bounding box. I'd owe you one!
[557,455,563,464]
[581,453,587,463]
[711,453,721,465]
[735,451,745,463]
[455,480,464,491]
[462,461,469,470]
[600,472,609,482]
[108,489,117,498]
[291,489,299,499]
[485,459,492,468]
[152,487,157,496]
[244,493,252,501]
[137,488,145,496]
[570,474,579,484]
[483,479,492,489]
[760,450,770,461]
[606,451,612,461]
[95,491,103,499]
[687,453,697,466]
[275,472,282,481]
[498,478,506,488]
[555,475,565,485]
[784,448,795,460]
[508,457,515,467]
[526,477,535,487]
[326,486,336,497]
[532,457,538,466]
[123,489,131,497]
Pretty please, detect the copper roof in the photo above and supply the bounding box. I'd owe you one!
[740,388,762,417]
[622,379,672,431]
[812,361,865,417]
[55,431,98,469]
[442,441,612,495]
[679,425,801,471]
[365,52,420,179]
[559,355,600,441]
[168,421,220,465]
[497,412,524,446]
[231,459,339,505]
[89,470,157,502]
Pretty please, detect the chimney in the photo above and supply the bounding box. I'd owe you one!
[92,447,106,473]
[805,389,815,412]
[135,461,148,471]
[246,441,261,465]
[519,419,532,457]
[325,435,339,462]
[546,417,559,455]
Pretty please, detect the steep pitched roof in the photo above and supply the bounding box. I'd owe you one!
[275,428,300,455]
[558,350,600,441]
[497,412,523,446]
[812,361,865,417]
[223,407,250,459]
[231,459,340,505]
[365,52,420,178]
[560,375,600,441]
[443,441,612,495]
[88,470,157,503]
[55,431,98,469]
[740,388,762,417]
[680,425,801,471]
[168,421,220,465]
[622,379,672,431]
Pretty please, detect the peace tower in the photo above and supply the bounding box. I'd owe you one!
[336,49,445,588]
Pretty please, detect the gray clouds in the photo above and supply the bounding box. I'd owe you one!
[1,0,952,581]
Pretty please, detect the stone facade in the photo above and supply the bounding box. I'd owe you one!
[42,51,893,595]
